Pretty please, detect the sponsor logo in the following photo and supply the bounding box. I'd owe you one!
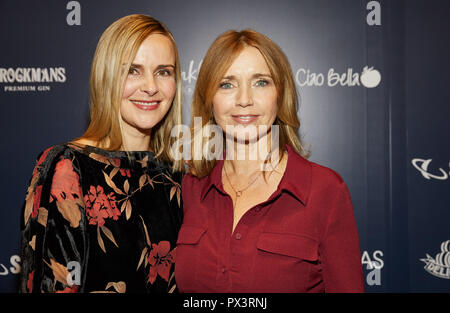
[0,67,66,83]
[367,1,381,26]
[181,60,202,96]
[411,158,449,180]
[181,60,202,85]
[0,67,66,92]
[0,256,80,286]
[295,66,381,88]
[66,1,81,26]
[0,255,21,276]
[362,250,384,286]
[421,240,450,279]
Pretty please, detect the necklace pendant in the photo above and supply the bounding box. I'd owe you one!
[236,191,242,197]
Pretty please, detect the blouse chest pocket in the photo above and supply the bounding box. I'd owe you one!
[175,225,208,291]
[253,232,320,292]
[256,232,319,262]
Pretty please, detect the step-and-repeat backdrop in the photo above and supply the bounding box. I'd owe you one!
[0,0,449,292]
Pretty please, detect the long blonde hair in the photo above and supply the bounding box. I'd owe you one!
[76,14,183,171]
[189,29,309,178]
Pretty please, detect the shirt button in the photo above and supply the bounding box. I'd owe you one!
[221,267,226,273]
[235,233,242,240]
[255,207,261,212]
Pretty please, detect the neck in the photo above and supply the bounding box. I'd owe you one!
[224,134,280,176]
[121,126,152,152]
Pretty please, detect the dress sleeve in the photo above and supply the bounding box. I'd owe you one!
[320,182,365,293]
[19,146,87,293]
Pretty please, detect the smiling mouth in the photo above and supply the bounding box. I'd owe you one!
[130,99,161,111]
[231,114,259,124]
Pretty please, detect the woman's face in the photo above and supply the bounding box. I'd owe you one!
[212,46,278,143]
[120,33,176,136]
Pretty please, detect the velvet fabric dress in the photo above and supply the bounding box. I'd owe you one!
[19,143,182,293]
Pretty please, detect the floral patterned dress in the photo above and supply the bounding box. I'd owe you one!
[19,143,183,293]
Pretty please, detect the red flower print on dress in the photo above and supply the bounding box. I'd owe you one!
[111,158,121,168]
[56,285,79,293]
[27,271,34,293]
[31,185,43,218]
[84,185,121,227]
[24,147,55,225]
[147,241,176,284]
[33,146,53,176]
[120,169,131,178]
[51,158,82,203]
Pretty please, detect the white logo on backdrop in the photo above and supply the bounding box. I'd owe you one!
[66,1,81,26]
[411,158,449,180]
[360,66,382,88]
[0,67,66,92]
[0,255,21,276]
[366,1,381,26]
[181,60,202,96]
[361,250,384,286]
[421,240,450,279]
[295,66,381,88]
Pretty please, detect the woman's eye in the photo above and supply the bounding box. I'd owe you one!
[219,82,233,89]
[157,69,172,76]
[128,67,139,75]
[255,79,269,87]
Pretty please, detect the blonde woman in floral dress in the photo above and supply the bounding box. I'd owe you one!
[19,14,183,293]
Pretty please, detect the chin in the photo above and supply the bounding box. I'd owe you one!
[140,124,159,132]
[128,120,157,133]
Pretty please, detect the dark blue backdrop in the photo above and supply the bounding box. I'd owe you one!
[0,0,449,292]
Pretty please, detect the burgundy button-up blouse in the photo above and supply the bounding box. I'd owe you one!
[175,144,364,293]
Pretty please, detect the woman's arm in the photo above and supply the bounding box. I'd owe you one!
[19,146,87,293]
[320,181,365,293]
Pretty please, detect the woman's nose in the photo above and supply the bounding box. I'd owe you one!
[236,85,253,107]
[140,74,158,96]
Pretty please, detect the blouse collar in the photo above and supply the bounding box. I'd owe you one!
[200,144,311,205]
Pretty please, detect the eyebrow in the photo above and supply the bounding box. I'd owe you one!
[222,73,272,80]
[128,63,175,69]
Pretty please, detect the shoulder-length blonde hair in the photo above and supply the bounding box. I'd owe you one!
[77,14,183,171]
[189,29,309,178]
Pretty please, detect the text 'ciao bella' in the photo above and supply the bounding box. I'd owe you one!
[181,60,381,89]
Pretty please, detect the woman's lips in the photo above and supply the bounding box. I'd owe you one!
[131,100,161,111]
[231,114,259,125]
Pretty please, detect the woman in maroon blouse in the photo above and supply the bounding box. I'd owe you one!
[175,29,364,292]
